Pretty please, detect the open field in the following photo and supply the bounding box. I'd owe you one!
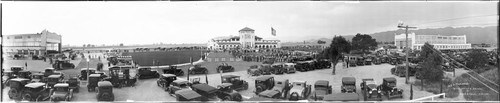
[122,50,204,66]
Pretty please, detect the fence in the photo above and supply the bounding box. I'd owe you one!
[408,93,446,102]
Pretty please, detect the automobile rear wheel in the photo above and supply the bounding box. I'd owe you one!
[8,89,20,99]
[222,96,232,101]
[22,93,33,101]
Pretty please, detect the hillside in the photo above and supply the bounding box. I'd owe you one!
[309,26,498,45]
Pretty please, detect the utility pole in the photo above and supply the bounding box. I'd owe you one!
[397,22,416,84]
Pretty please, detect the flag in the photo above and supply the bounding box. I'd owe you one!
[271,27,276,36]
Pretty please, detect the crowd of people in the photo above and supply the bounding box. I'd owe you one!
[226,48,317,63]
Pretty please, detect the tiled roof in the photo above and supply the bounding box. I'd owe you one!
[239,27,254,31]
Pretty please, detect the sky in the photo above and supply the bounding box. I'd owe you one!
[2,2,498,46]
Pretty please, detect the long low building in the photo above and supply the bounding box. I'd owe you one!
[395,33,471,50]
[207,27,281,50]
[3,30,62,55]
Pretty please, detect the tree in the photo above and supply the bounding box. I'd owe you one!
[322,36,351,74]
[465,49,489,72]
[351,33,377,54]
[418,42,444,82]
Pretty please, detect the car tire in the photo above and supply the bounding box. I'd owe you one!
[22,93,33,101]
[222,96,232,101]
[8,89,19,99]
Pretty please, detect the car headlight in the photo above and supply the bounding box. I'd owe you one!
[378,91,381,93]
[369,91,372,94]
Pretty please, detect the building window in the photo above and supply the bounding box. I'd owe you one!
[14,36,22,39]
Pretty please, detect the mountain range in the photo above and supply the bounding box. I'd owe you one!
[305,26,498,45]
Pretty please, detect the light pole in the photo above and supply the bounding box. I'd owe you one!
[397,22,417,84]
[86,58,90,82]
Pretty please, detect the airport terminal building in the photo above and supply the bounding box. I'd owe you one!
[395,33,471,50]
[3,30,62,55]
[207,27,281,50]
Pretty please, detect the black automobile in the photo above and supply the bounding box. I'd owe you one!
[157,74,177,91]
[380,77,403,99]
[360,78,382,101]
[217,63,235,73]
[189,65,208,75]
[97,81,114,101]
[52,60,75,70]
[341,77,356,93]
[137,67,160,79]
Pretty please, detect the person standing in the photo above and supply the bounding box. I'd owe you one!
[49,57,53,64]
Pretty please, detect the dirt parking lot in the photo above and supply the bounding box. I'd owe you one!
[3,53,452,102]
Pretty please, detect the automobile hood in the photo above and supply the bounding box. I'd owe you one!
[289,87,305,95]
[258,90,280,97]
[314,89,328,96]
[271,86,284,92]
[52,92,67,98]
[367,84,377,90]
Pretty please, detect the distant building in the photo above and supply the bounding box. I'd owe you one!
[2,30,62,55]
[394,33,471,50]
[207,27,281,50]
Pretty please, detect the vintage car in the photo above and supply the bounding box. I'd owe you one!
[217,63,235,73]
[373,57,382,65]
[108,66,137,87]
[316,59,331,69]
[10,66,25,73]
[390,57,398,65]
[294,61,310,72]
[175,89,207,101]
[311,80,332,100]
[381,55,389,63]
[8,78,31,100]
[47,75,64,87]
[87,74,102,92]
[167,79,192,95]
[52,60,76,70]
[162,65,184,76]
[341,77,356,93]
[247,65,262,76]
[30,73,45,83]
[157,74,177,90]
[364,57,373,65]
[22,82,51,101]
[270,63,286,74]
[288,81,312,101]
[283,63,297,74]
[323,93,360,101]
[348,56,357,67]
[137,67,160,79]
[50,83,74,101]
[258,79,291,99]
[191,83,219,99]
[67,77,80,93]
[391,64,420,77]
[97,81,114,101]
[254,76,275,94]
[258,64,273,75]
[189,65,208,75]
[356,57,365,66]
[216,83,243,101]
[360,78,382,101]
[381,77,403,99]
[221,75,248,91]
[305,60,318,70]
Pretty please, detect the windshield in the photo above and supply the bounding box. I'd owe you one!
[387,82,396,87]
[55,87,68,92]
[315,85,327,89]
[179,83,188,88]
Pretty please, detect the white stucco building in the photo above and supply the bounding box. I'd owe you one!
[394,33,471,50]
[3,30,62,55]
[207,27,281,50]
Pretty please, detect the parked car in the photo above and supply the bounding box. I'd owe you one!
[189,65,208,74]
[162,65,184,76]
[52,60,75,70]
[137,67,160,79]
[341,77,356,93]
[157,74,177,91]
[254,76,275,94]
[97,81,114,101]
[50,83,74,101]
[108,66,137,87]
[311,80,332,100]
[46,75,64,88]
[216,83,243,101]
[220,75,248,91]
[8,78,31,100]
[190,83,218,99]
[360,78,382,101]
[247,65,262,76]
[288,81,312,101]
[87,74,102,92]
[258,64,273,75]
[270,63,286,74]
[175,89,207,101]
[22,82,51,101]
[364,57,373,65]
[283,63,297,74]
[356,57,365,66]
[167,79,192,95]
[217,63,235,73]
[381,77,403,99]
[30,73,45,83]
[258,79,291,99]
[67,77,80,93]
[294,61,310,72]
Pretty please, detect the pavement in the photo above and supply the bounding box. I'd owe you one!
[1,52,467,102]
